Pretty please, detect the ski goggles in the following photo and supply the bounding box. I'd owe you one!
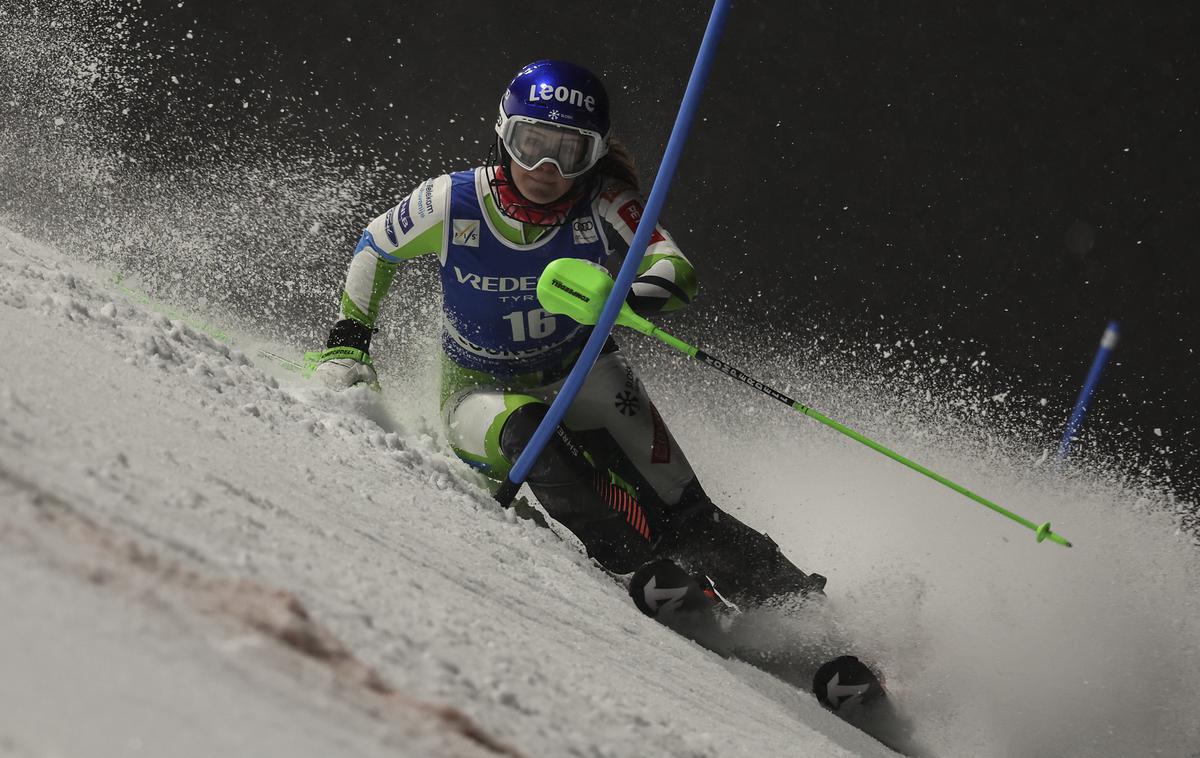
[497,113,608,179]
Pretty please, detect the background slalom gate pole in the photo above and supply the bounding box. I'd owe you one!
[1058,320,1120,460]
[493,0,733,507]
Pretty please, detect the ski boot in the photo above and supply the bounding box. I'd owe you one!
[812,655,886,712]
[628,558,734,649]
[656,504,828,609]
[813,656,920,754]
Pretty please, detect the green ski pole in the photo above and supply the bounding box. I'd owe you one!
[538,258,1073,549]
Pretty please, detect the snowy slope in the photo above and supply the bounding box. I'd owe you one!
[5,2,1200,753]
[3,221,1200,758]
[0,225,901,757]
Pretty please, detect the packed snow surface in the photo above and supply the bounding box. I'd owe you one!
[2,224,1199,758]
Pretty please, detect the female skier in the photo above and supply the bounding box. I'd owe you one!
[310,59,827,614]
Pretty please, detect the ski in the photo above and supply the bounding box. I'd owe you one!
[628,558,924,756]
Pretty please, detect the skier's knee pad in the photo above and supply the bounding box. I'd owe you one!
[497,401,546,458]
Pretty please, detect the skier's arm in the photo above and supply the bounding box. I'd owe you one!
[314,176,449,389]
[595,180,698,316]
[337,175,450,334]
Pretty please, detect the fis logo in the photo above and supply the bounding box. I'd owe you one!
[572,217,598,244]
[527,83,596,113]
[452,219,480,248]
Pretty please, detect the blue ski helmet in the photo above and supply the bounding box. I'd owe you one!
[496,60,610,178]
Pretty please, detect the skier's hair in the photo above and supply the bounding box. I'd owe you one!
[594,137,640,193]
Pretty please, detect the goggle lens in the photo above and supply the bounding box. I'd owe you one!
[503,119,601,178]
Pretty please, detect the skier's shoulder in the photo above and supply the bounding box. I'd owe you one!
[445,166,486,183]
[590,174,680,257]
[360,173,457,261]
[591,174,642,215]
[402,173,455,219]
[390,171,459,232]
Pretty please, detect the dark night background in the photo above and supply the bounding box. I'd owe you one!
[14,1,1200,497]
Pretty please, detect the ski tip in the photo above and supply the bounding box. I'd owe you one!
[812,655,885,713]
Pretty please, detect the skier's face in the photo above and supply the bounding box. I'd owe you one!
[510,160,574,204]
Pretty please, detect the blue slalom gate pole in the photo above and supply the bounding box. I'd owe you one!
[1058,320,1120,460]
[494,0,733,506]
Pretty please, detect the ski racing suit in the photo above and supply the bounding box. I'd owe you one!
[325,167,823,605]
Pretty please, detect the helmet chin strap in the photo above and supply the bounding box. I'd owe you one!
[487,142,591,228]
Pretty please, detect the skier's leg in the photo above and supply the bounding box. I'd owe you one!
[498,401,657,572]
[657,487,829,606]
[559,348,695,507]
[442,384,654,573]
[565,349,825,607]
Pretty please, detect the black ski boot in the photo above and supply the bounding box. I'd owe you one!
[813,656,922,755]
[812,655,886,712]
[657,496,827,609]
[629,559,716,617]
[628,558,731,648]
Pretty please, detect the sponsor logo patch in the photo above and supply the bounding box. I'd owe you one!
[615,390,640,416]
[417,181,435,218]
[397,198,413,234]
[384,208,398,245]
[551,278,589,302]
[617,199,666,244]
[572,217,598,244]
[452,219,480,248]
[527,83,597,112]
[453,265,537,292]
